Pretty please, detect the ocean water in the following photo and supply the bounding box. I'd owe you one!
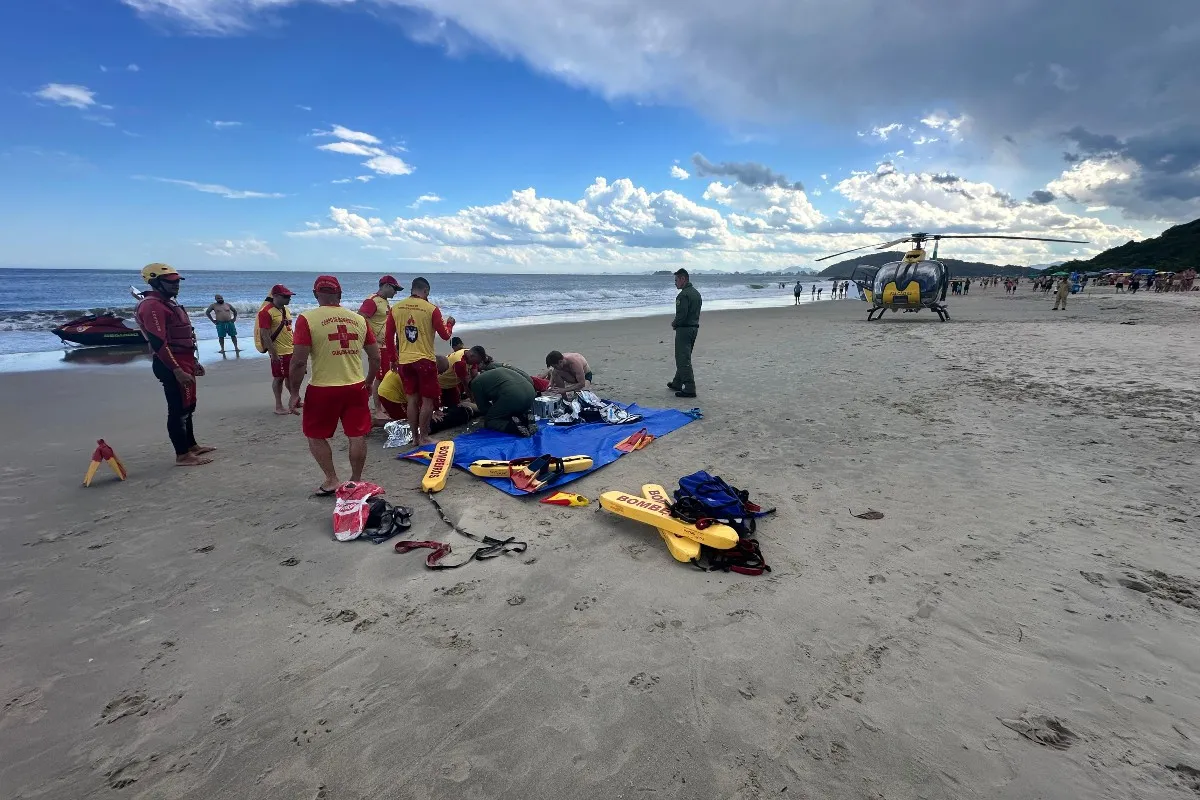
[0,268,842,367]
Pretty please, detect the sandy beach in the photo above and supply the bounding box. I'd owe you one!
[2,287,1200,799]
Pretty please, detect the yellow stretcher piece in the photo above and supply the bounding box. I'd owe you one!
[468,455,593,478]
[642,484,701,563]
[421,441,455,493]
[599,491,738,550]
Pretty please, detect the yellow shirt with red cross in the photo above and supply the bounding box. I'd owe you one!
[293,305,377,387]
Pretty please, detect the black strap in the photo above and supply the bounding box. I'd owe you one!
[396,494,526,569]
[269,308,288,341]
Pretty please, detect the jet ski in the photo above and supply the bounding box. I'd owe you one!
[52,314,145,347]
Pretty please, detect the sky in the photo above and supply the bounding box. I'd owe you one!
[2,0,1198,273]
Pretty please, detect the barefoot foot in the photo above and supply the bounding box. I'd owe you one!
[176,454,213,466]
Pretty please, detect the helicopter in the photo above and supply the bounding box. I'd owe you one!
[816,232,1089,321]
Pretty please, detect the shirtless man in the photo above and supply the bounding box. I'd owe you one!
[543,350,592,393]
[205,294,240,354]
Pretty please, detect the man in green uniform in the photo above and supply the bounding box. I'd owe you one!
[668,268,702,398]
[469,365,538,435]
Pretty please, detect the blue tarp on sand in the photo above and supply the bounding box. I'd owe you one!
[398,403,697,496]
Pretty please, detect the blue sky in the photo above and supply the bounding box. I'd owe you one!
[2,0,1196,272]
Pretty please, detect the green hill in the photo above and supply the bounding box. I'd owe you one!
[815,250,1025,278]
[1054,218,1200,273]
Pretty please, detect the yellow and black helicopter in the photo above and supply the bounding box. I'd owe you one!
[817,232,1088,321]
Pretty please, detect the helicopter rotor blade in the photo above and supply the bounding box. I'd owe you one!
[814,238,911,262]
[935,234,1090,244]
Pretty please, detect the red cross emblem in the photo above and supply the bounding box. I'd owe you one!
[328,324,359,349]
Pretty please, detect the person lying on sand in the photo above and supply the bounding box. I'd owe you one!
[374,371,479,435]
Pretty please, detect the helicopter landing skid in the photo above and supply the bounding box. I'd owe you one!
[867,305,950,321]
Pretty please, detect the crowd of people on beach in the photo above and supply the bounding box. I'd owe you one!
[133,264,704,491]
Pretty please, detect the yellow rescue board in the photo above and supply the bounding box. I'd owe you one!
[468,455,593,478]
[642,484,701,563]
[600,491,738,550]
[422,441,455,493]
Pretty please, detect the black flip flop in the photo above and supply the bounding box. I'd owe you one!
[310,487,337,498]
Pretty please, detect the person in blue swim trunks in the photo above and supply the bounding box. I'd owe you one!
[205,294,240,355]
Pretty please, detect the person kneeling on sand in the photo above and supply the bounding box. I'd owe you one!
[543,350,592,394]
[470,365,537,436]
[466,346,551,393]
[288,275,380,496]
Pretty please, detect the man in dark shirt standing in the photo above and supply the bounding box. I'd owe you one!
[668,268,702,398]
[134,262,215,466]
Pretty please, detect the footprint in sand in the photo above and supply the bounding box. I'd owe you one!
[629,672,660,691]
[574,596,598,611]
[998,712,1079,750]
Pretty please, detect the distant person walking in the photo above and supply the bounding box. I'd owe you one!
[289,275,380,495]
[794,281,803,305]
[205,294,240,355]
[667,268,701,398]
[1053,276,1070,311]
[135,263,215,467]
[257,284,299,415]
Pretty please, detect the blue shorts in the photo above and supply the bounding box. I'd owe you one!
[215,320,238,339]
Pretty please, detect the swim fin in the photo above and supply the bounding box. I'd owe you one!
[469,455,592,478]
[510,455,561,494]
[540,491,590,507]
[599,490,738,549]
[614,427,653,453]
[642,484,700,563]
[421,441,455,493]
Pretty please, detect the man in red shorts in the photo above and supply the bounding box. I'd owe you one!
[358,274,402,422]
[257,284,298,415]
[288,275,380,495]
[384,276,456,446]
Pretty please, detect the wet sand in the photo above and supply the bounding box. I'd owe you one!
[2,287,1199,799]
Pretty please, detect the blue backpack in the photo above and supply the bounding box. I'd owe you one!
[671,471,775,575]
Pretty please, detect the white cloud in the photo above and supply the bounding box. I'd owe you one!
[318,141,378,157]
[703,180,824,231]
[286,167,1145,268]
[833,162,1139,257]
[920,112,967,138]
[296,104,312,111]
[33,83,98,109]
[912,135,938,146]
[363,153,413,176]
[331,178,353,184]
[315,124,381,145]
[409,193,443,209]
[99,65,108,73]
[314,124,413,176]
[127,63,141,72]
[119,0,1200,146]
[137,176,285,199]
[197,237,277,258]
[354,175,373,182]
[210,120,242,129]
[670,165,690,180]
[860,122,904,141]
[1046,156,1200,222]
[361,244,392,251]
